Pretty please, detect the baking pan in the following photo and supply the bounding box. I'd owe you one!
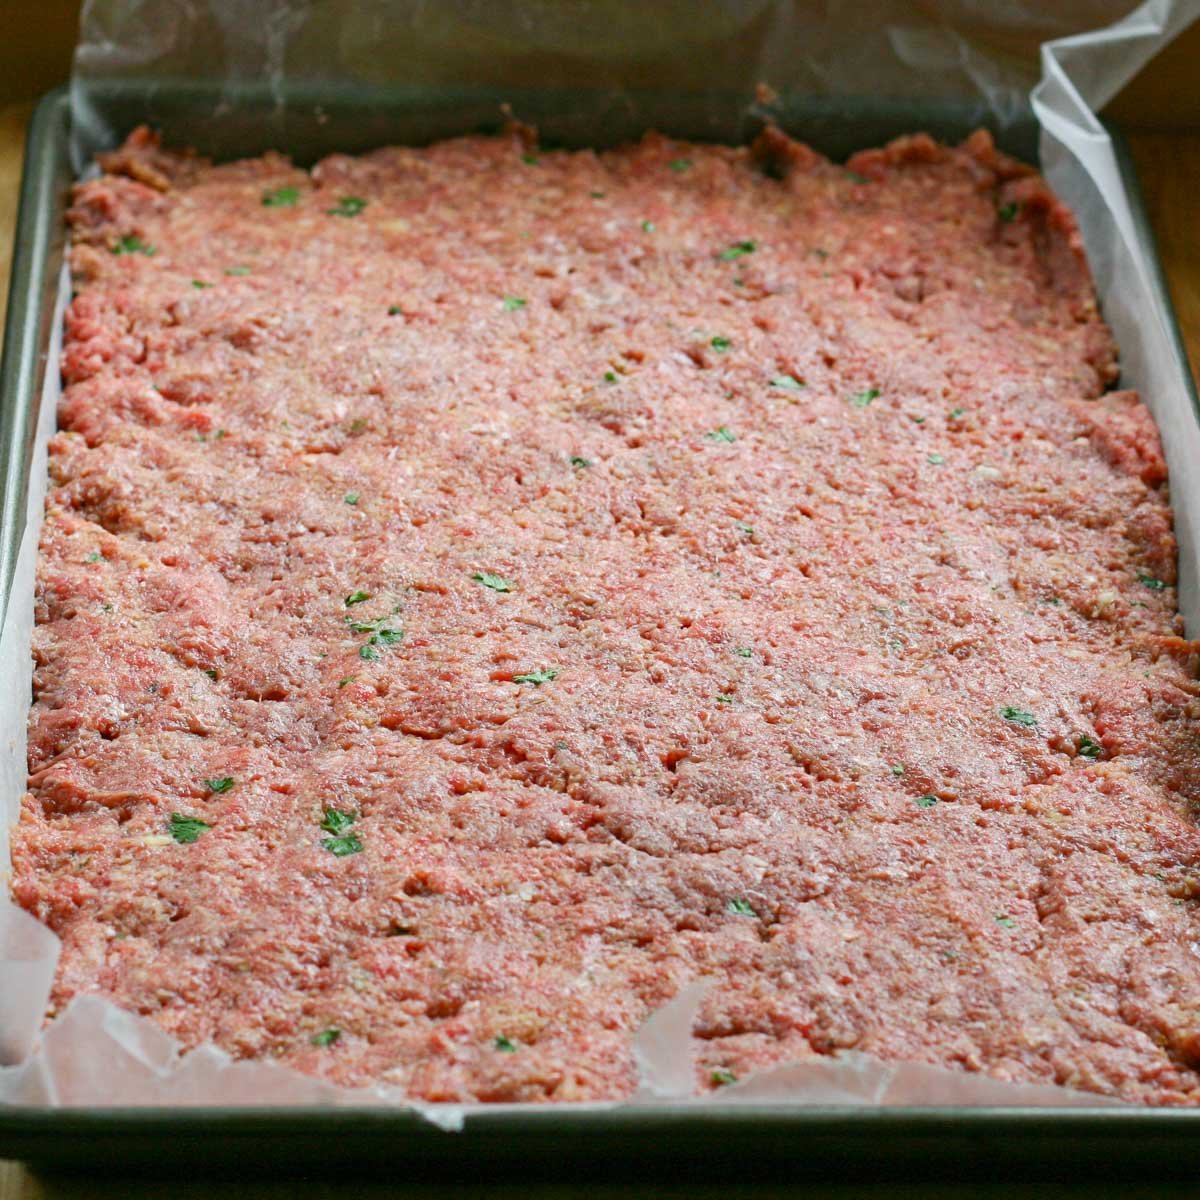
[2,84,1200,1180]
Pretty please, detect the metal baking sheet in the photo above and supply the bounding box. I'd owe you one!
[3,84,1200,1178]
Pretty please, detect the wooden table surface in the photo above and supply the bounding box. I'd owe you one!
[0,101,1198,1198]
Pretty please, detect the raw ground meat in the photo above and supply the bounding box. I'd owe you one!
[12,123,1200,1105]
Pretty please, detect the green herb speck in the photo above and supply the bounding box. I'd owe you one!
[641,219,656,233]
[727,897,756,917]
[191,280,212,289]
[473,572,514,592]
[603,371,617,383]
[710,335,731,352]
[927,452,945,465]
[1137,573,1166,590]
[849,388,880,408]
[344,492,359,505]
[513,668,559,686]
[719,240,756,261]
[1077,734,1103,760]
[998,201,1021,223]
[1000,707,1037,728]
[995,914,1016,929]
[915,795,938,809]
[204,777,235,794]
[224,265,251,276]
[715,694,733,705]
[337,676,356,688]
[327,196,366,217]
[112,235,155,256]
[387,304,402,316]
[262,185,299,207]
[345,591,371,607]
[322,833,363,857]
[669,158,692,172]
[570,456,593,469]
[494,1035,518,1052]
[710,1067,737,1086]
[310,1028,341,1046]
[770,374,806,391]
[734,646,753,658]
[502,296,527,311]
[169,814,211,844]
[890,765,905,776]
[522,153,539,165]
[320,808,357,835]
[735,520,754,537]
[948,407,966,419]
[846,170,869,185]
[85,551,102,563]
[706,425,736,443]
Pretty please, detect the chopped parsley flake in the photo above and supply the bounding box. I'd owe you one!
[727,897,756,917]
[344,492,360,505]
[224,266,251,276]
[310,1028,341,1046]
[191,280,212,289]
[998,201,1021,223]
[846,170,869,185]
[345,591,371,606]
[262,186,299,207]
[890,765,905,776]
[927,452,945,465]
[589,190,606,199]
[706,426,736,443]
[948,407,966,419]
[322,833,363,857]
[735,520,754,537]
[570,456,593,469]
[204,777,235,794]
[995,914,1016,929]
[522,153,539,165]
[473,572,514,592]
[719,240,756,261]
[494,1035,518,1052]
[770,374,806,391]
[169,814,211,844]
[641,220,656,233]
[715,694,733,705]
[85,551,102,563]
[710,1067,737,1086]
[320,809,357,835]
[327,196,367,217]
[1000,707,1037,728]
[1077,735,1103,759]
[348,418,368,435]
[387,304,402,315]
[915,795,938,809]
[710,335,731,352]
[849,388,880,408]
[359,644,379,661]
[603,371,617,383]
[337,676,356,688]
[1137,573,1166,590]
[112,235,155,256]
[669,158,692,172]
[734,647,753,658]
[502,296,527,310]
[513,668,559,686]
[204,668,218,680]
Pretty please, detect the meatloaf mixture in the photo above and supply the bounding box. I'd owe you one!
[13,123,1200,1106]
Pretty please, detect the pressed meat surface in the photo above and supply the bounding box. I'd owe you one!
[13,124,1200,1105]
